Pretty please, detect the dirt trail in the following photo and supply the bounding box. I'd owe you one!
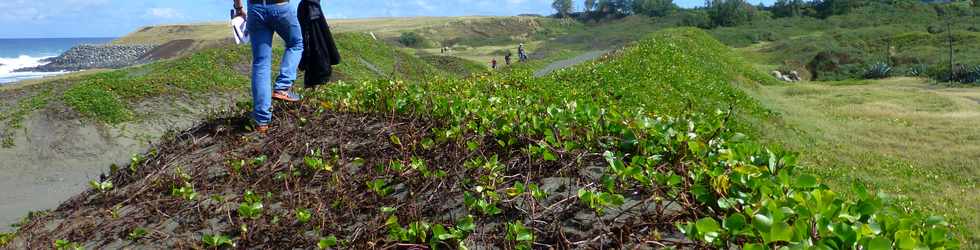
[533,50,609,77]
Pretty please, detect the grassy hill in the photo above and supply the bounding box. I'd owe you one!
[1,6,977,248]
[744,76,980,242]
[2,28,960,249]
[707,2,980,82]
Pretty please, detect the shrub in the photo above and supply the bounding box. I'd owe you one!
[807,51,861,80]
[907,64,928,77]
[929,64,980,83]
[815,0,863,18]
[633,0,678,17]
[863,62,893,79]
[399,32,421,47]
[772,0,807,18]
[706,0,761,27]
[679,10,712,28]
[963,65,980,83]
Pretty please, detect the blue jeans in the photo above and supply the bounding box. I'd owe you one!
[247,2,303,125]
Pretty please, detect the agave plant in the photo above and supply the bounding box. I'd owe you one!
[966,65,980,84]
[863,62,892,79]
[907,64,927,77]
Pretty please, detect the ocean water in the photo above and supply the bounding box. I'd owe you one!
[0,38,115,84]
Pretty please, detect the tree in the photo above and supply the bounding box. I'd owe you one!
[399,32,420,47]
[772,0,805,18]
[585,0,597,13]
[633,0,678,17]
[610,0,635,15]
[597,0,612,14]
[552,0,574,17]
[813,0,860,18]
[679,9,712,28]
[706,0,759,27]
[595,0,634,16]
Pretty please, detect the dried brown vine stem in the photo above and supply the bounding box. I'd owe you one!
[8,103,704,249]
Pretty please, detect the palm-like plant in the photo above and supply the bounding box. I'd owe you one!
[863,62,892,79]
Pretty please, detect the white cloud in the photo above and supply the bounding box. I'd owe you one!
[145,7,184,19]
[0,0,110,21]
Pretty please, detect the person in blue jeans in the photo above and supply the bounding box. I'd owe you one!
[233,0,303,133]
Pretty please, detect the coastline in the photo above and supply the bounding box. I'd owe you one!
[1,44,155,86]
[0,69,107,91]
[12,44,155,73]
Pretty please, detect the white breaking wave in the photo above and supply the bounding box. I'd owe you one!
[0,55,66,84]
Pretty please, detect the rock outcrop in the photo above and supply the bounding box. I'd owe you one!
[772,70,802,82]
[14,44,156,72]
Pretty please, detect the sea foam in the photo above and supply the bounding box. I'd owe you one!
[0,55,65,84]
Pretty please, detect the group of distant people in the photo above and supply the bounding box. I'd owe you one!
[441,43,529,70]
[490,43,529,70]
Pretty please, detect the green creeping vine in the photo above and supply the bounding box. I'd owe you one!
[367,179,394,197]
[54,239,83,250]
[505,221,535,250]
[171,182,198,201]
[303,28,958,248]
[0,232,13,246]
[237,190,264,220]
[88,180,114,193]
[201,234,235,248]
[295,208,312,224]
[127,228,148,241]
[385,215,476,249]
[317,235,339,249]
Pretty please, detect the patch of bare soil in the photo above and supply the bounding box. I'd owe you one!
[6,102,694,249]
[138,39,236,62]
[0,84,245,233]
[139,39,196,61]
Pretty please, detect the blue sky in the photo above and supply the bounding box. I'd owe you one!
[0,0,776,38]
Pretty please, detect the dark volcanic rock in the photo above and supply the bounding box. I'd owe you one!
[14,44,156,72]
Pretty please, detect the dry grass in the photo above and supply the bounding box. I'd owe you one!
[747,77,980,246]
[113,17,503,45]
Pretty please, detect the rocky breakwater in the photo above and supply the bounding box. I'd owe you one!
[15,44,156,72]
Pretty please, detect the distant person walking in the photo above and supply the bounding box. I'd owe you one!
[518,43,528,62]
[233,0,304,133]
[298,0,341,89]
[504,51,512,65]
[491,58,497,69]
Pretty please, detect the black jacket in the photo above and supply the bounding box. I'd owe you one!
[298,0,341,87]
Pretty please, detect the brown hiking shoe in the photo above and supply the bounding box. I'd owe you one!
[256,125,269,133]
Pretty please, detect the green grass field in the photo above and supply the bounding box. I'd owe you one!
[744,77,980,246]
